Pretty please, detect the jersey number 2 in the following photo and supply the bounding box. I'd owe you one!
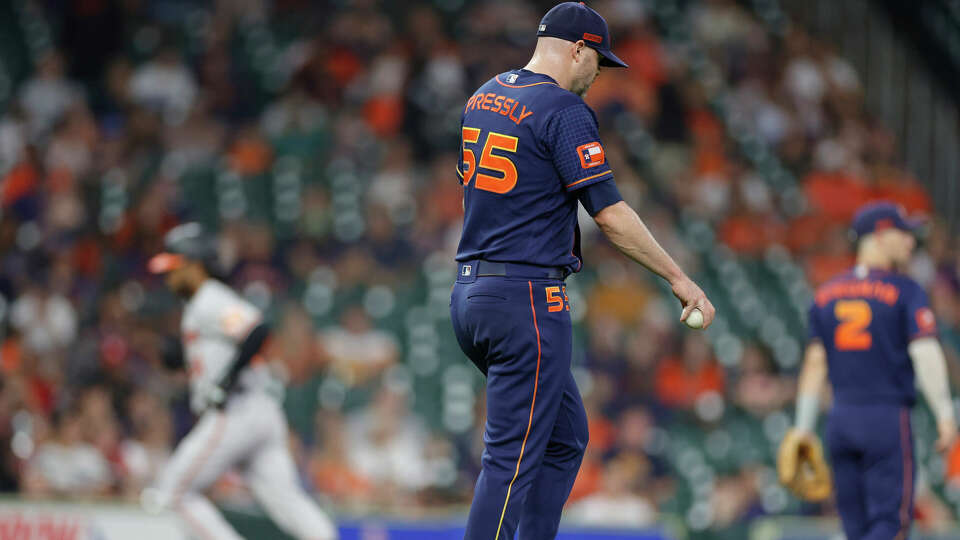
[462,127,518,194]
[835,300,872,351]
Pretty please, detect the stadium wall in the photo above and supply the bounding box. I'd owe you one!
[0,500,682,540]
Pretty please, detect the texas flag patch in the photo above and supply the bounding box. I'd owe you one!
[577,142,605,168]
[916,307,937,335]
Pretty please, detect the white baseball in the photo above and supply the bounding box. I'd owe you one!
[684,308,704,329]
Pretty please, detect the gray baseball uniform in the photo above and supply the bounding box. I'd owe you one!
[145,279,337,540]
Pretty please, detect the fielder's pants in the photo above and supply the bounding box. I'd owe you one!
[147,391,337,540]
[451,267,589,540]
[827,403,915,540]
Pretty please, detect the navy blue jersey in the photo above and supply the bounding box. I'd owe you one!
[808,267,937,406]
[455,69,615,274]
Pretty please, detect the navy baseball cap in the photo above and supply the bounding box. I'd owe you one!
[850,201,925,240]
[537,2,629,68]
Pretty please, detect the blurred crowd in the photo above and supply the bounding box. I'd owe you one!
[1,0,960,535]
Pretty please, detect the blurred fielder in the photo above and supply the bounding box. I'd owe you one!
[781,202,957,540]
[143,223,337,540]
[450,3,715,539]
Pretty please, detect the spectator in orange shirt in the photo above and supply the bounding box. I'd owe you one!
[567,446,604,503]
[567,451,657,527]
[941,440,960,501]
[805,225,856,286]
[719,182,786,256]
[655,334,725,409]
[870,171,933,215]
[803,170,871,223]
[787,211,831,254]
[227,125,273,176]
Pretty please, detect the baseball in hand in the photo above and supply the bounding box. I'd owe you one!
[684,308,704,329]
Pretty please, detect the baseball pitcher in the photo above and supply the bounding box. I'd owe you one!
[451,3,715,539]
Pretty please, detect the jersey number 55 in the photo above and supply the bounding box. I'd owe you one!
[462,127,519,194]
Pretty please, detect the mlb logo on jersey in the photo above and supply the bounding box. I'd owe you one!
[577,142,605,168]
[507,73,518,84]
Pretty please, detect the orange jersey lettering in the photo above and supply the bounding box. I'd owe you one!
[815,279,900,307]
[465,92,534,125]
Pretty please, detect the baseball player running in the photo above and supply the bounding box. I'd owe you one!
[782,202,957,539]
[450,3,715,539]
[143,223,337,540]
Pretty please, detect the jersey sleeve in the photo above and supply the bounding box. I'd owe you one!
[218,301,261,342]
[544,104,614,192]
[577,178,623,216]
[807,303,825,343]
[903,281,937,340]
[193,286,262,344]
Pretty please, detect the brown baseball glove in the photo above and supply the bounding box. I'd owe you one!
[777,427,832,502]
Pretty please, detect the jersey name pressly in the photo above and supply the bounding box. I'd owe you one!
[455,69,615,274]
[182,279,275,400]
[808,266,937,407]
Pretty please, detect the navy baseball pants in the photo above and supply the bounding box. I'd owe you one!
[451,262,589,540]
[827,404,915,540]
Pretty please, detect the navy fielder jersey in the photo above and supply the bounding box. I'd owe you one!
[808,267,938,406]
[455,69,616,274]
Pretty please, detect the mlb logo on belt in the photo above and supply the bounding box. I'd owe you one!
[577,142,605,168]
[462,265,472,276]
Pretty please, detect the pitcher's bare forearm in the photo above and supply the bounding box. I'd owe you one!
[593,201,715,327]
[593,201,684,284]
